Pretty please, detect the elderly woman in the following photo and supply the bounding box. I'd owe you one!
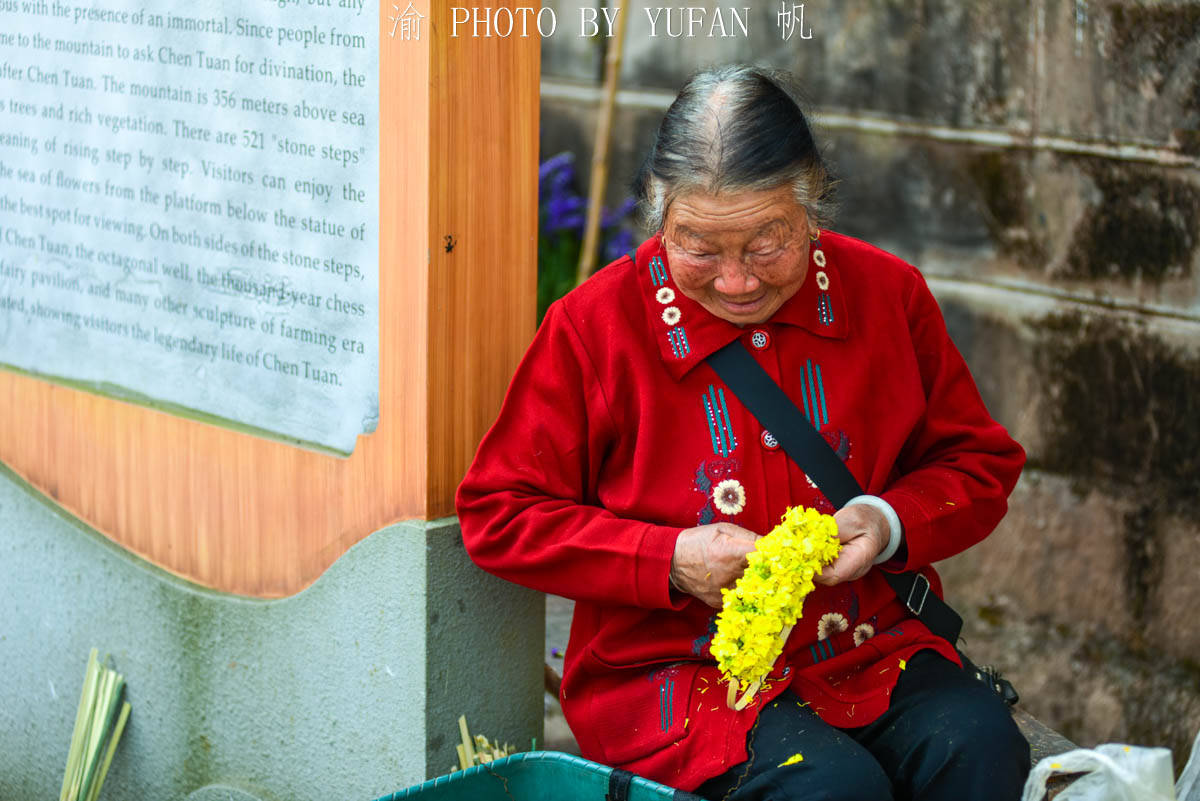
[457,65,1030,800]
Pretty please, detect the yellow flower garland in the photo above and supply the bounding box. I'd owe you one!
[709,505,841,709]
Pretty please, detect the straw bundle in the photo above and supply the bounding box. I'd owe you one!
[452,715,517,772]
[60,649,132,801]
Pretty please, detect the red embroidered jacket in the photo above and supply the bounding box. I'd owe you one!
[456,232,1025,791]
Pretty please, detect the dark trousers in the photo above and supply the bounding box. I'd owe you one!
[695,651,1030,801]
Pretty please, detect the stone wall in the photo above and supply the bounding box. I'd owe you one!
[540,0,1200,769]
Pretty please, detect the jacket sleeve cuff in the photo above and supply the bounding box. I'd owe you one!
[878,489,932,572]
[635,525,689,610]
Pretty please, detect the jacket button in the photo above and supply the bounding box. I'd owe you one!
[761,430,780,450]
[749,329,771,350]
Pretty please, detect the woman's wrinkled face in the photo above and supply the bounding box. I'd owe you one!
[662,185,813,326]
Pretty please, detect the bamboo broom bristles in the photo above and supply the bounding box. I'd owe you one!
[61,649,100,801]
[450,716,517,774]
[458,715,477,766]
[86,701,131,801]
[61,649,131,801]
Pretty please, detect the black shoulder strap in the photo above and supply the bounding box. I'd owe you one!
[706,340,962,645]
[607,768,634,801]
[707,342,862,507]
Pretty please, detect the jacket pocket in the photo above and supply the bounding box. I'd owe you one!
[583,654,700,766]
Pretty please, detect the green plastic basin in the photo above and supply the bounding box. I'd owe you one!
[374,751,700,801]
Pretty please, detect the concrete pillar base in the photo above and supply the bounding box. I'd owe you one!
[0,464,543,800]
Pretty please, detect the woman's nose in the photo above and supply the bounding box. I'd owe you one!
[713,259,760,295]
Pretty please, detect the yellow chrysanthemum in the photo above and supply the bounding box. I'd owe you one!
[710,505,841,703]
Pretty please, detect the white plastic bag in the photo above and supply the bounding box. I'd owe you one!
[1021,727,1200,801]
[1177,726,1200,801]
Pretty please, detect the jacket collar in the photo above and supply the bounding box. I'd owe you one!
[636,233,849,380]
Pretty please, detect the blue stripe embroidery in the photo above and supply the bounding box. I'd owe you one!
[800,360,829,430]
[799,371,813,429]
[703,385,736,457]
[649,256,668,287]
[666,328,690,358]
[707,388,727,456]
[659,678,675,731]
[818,293,834,325]
[717,388,737,452]
[814,362,829,425]
[703,393,722,455]
[804,361,820,430]
[809,639,837,664]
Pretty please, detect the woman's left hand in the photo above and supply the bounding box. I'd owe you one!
[815,504,889,586]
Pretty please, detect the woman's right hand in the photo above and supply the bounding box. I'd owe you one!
[670,523,760,608]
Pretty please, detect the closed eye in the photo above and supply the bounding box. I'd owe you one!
[747,247,782,262]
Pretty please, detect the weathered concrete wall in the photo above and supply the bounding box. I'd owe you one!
[0,465,543,800]
[934,282,1200,770]
[541,0,1200,767]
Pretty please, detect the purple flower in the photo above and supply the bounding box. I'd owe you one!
[544,193,585,233]
[539,153,577,200]
[602,197,637,229]
[538,152,575,185]
[603,227,636,263]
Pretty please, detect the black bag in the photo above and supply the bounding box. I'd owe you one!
[706,340,1018,706]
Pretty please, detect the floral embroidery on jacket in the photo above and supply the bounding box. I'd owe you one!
[693,458,741,525]
[817,612,849,641]
[712,479,746,516]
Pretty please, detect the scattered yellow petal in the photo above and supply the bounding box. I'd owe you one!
[778,753,804,767]
[1124,746,1131,753]
[899,659,907,671]
[945,501,955,506]
[1051,763,1061,770]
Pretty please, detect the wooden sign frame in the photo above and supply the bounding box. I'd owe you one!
[0,1,539,597]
